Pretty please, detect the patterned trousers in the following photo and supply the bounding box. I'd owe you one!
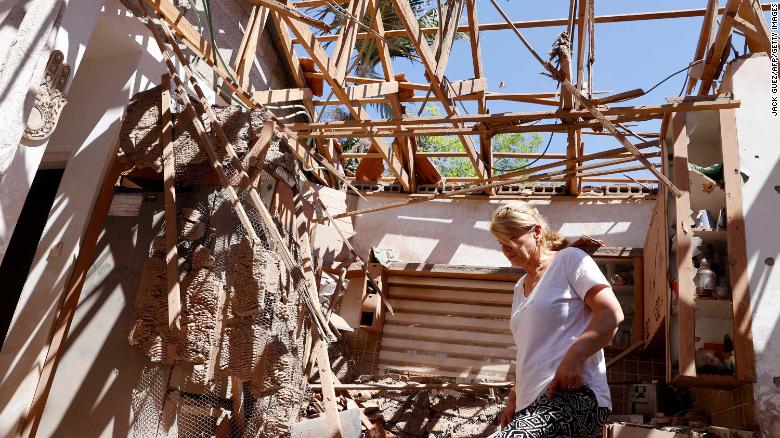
[494,386,610,438]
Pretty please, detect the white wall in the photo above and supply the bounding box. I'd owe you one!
[0,1,299,435]
[721,54,780,437]
[350,195,654,266]
[0,2,167,435]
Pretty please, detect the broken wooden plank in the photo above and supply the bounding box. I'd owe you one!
[313,335,344,438]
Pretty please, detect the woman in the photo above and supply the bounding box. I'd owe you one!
[490,201,624,437]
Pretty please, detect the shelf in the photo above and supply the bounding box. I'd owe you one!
[692,227,727,244]
[694,297,733,319]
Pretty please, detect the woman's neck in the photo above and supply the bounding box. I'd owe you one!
[524,248,555,279]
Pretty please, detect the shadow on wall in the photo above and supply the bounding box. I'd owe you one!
[40,198,164,438]
[0,9,156,437]
[351,197,654,266]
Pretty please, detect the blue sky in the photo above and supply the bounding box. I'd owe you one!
[310,1,763,182]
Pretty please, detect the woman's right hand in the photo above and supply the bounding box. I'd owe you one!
[500,388,516,429]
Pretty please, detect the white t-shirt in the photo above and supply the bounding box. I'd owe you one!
[510,247,612,411]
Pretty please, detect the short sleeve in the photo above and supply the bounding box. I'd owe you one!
[566,248,610,300]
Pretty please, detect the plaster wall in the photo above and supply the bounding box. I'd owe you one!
[0,1,298,435]
[350,195,654,266]
[721,54,780,437]
[0,38,151,438]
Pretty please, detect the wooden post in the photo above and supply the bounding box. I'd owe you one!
[313,335,343,438]
[670,112,696,379]
[719,108,756,383]
[160,74,182,338]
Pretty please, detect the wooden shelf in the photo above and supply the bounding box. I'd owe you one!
[692,227,727,244]
[671,373,740,389]
[694,296,733,319]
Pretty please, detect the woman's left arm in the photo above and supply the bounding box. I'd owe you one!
[547,284,624,397]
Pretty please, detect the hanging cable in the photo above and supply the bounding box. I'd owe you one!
[490,126,557,173]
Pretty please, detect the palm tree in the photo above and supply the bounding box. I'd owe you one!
[309,0,443,79]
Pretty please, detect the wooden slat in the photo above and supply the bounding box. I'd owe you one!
[389,299,510,319]
[719,108,756,383]
[389,286,513,305]
[327,0,370,84]
[377,363,510,380]
[381,337,515,360]
[234,5,269,88]
[291,95,741,131]
[314,335,344,437]
[387,275,516,291]
[379,351,513,378]
[386,263,523,281]
[161,75,181,336]
[385,312,509,332]
[643,188,667,344]
[344,81,399,100]
[252,87,313,104]
[290,4,775,41]
[383,323,513,345]
[443,78,488,100]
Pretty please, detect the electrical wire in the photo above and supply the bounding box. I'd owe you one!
[644,59,704,96]
[490,127,557,173]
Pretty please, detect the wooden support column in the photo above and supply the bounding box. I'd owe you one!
[465,0,493,191]
[719,108,756,382]
[670,112,696,379]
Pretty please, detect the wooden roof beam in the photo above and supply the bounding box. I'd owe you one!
[697,0,741,95]
[686,0,719,94]
[234,5,269,88]
[280,8,412,191]
[290,4,776,44]
[390,0,487,180]
[327,0,370,84]
[291,95,741,130]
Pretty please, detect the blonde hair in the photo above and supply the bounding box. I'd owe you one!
[490,201,567,251]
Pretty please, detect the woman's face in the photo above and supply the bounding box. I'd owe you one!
[498,225,540,267]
